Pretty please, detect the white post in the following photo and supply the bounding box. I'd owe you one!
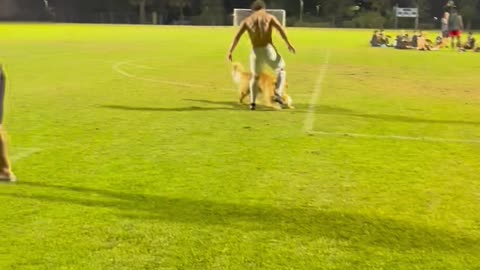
[415,4,420,29]
[394,5,399,29]
[152,11,158,24]
[299,0,304,22]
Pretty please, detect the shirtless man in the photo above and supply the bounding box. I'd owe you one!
[227,0,296,110]
[0,65,15,183]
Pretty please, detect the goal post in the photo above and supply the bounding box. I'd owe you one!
[233,9,286,27]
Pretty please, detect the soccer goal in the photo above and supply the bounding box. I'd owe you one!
[233,9,287,27]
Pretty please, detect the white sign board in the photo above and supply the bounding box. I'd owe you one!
[395,8,418,18]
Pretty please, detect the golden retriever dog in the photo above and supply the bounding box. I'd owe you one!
[231,63,293,109]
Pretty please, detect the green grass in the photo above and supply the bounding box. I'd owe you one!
[0,23,479,270]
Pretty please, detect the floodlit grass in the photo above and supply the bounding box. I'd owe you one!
[0,23,479,270]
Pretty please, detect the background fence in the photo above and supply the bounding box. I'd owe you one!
[1,0,479,29]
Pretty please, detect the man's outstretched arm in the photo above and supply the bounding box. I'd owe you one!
[271,17,296,54]
[227,23,248,62]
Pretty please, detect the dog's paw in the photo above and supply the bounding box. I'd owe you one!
[271,104,284,110]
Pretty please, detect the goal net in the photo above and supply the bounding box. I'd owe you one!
[233,9,286,27]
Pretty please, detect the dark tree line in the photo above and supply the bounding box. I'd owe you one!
[1,0,480,28]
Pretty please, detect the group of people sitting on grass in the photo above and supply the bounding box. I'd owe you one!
[370,29,479,52]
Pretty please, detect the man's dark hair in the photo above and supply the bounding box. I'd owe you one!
[251,0,266,11]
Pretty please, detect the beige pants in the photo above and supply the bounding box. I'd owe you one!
[250,44,285,75]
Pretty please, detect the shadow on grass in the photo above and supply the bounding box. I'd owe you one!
[3,181,479,254]
[101,100,480,126]
[100,104,239,112]
[184,99,480,125]
[99,103,275,112]
[99,100,351,114]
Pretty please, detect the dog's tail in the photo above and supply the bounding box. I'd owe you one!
[232,62,245,72]
[231,62,245,84]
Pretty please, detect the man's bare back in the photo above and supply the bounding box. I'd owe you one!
[243,10,275,48]
[227,6,295,62]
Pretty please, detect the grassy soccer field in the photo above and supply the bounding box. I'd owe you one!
[0,23,479,270]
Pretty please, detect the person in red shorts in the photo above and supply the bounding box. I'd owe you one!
[448,8,464,49]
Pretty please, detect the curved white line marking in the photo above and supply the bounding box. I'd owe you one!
[112,61,210,88]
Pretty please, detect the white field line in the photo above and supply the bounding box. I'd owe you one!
[124,62,317,75]
[113,61,315,95]
[112,61,212,88]
[302,51,480,145]
[113,61,236,92]
[308,131,480,144]
[303,51,331,133]
[10,148,42,163]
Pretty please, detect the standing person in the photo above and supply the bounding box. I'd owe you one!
[445,0,456,10]
[0,65,15,183]
[448,8,464,49]
[441,12,450,47]
[227,0,296,110]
